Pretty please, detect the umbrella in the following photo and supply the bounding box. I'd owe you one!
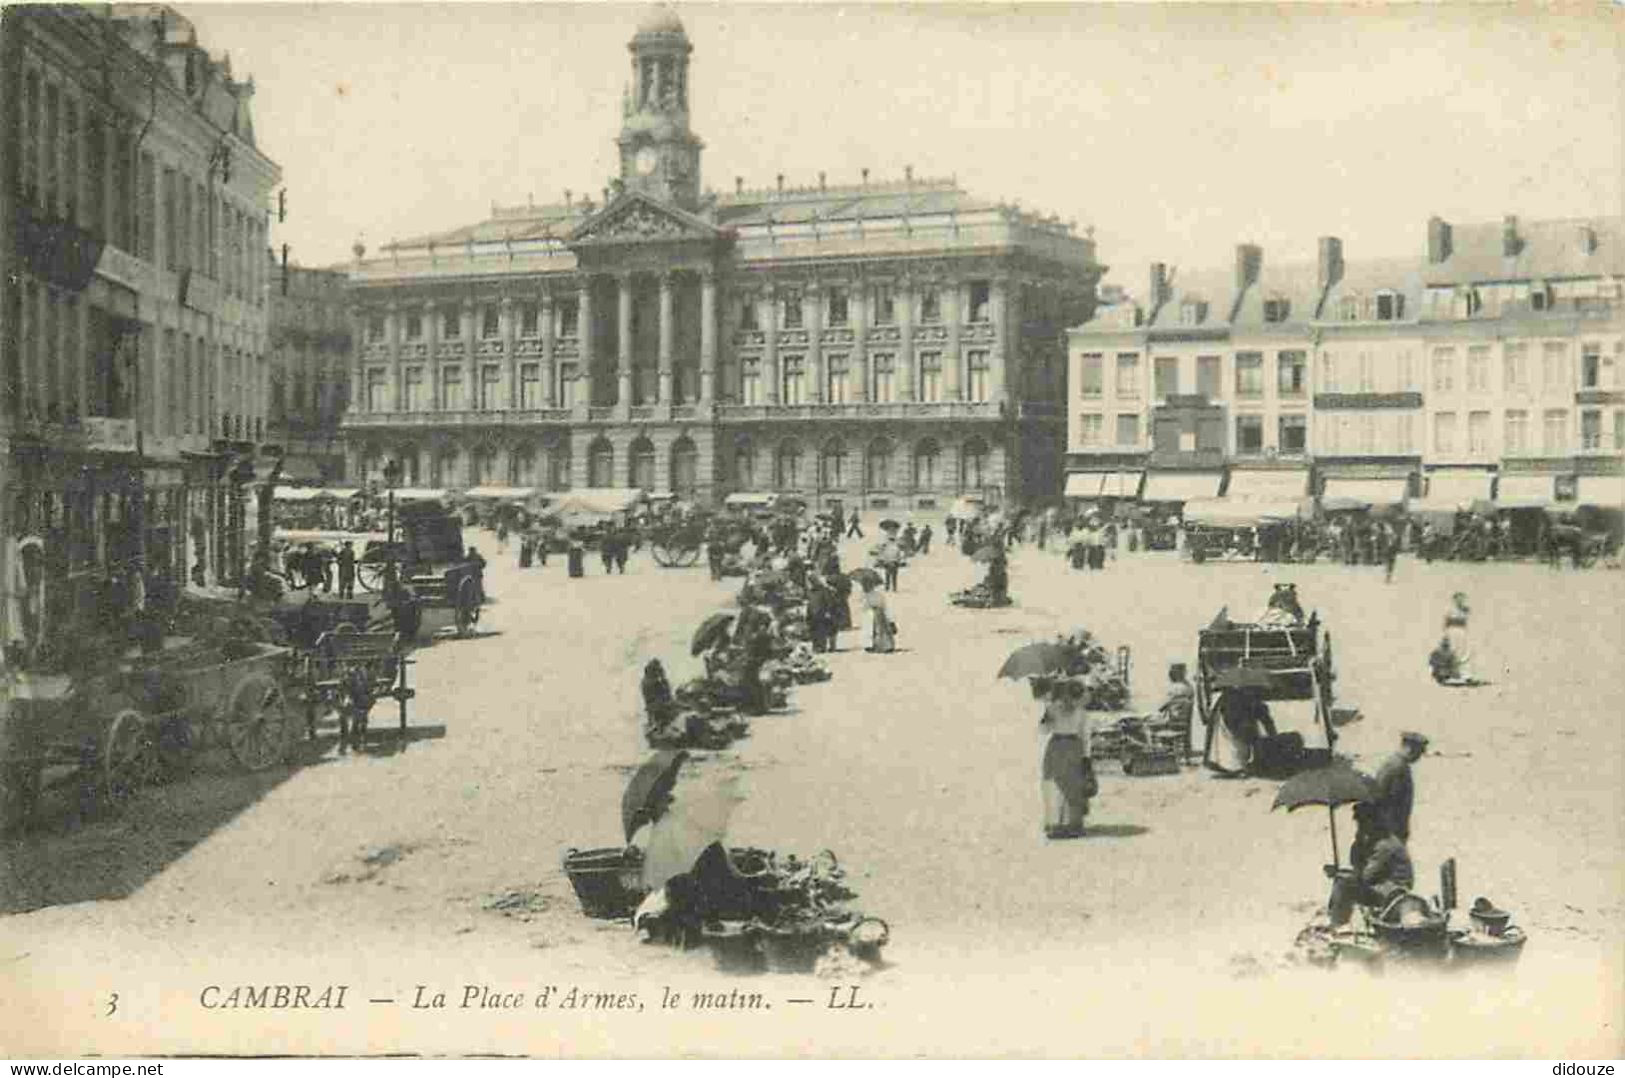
[622,749,688,843]
[1271,761,1377,869]
[997,641,1075,680]
[878,519,901,532]
[970,544,1003,564]
[638,769,744,890]
[848,567,882,589]
[690,612,735,656]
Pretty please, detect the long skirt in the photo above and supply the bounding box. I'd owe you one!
[868,607,895,653]
[1041,734,1094,835]
[1445,625,1473,678]
[1207,716,1251,776]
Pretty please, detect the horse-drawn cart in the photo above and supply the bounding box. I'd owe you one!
[647,515,707,568]
[0,641,294,832]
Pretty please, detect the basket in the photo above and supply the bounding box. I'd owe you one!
[758,924,831,973]
[562,846,648,920]
[702,921,766,973]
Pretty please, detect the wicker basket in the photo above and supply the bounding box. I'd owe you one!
[758,925,831,973]
[562,847,647,920]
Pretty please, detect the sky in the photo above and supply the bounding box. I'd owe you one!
[185,2,1624,295]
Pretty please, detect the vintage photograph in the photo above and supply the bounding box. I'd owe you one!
[0,0,1621,1060]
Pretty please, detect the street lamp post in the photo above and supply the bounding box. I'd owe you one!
[384,458,404,545]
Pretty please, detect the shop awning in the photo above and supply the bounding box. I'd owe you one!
[1322,477,1409,508]
[1064,470,1142,499]
[1576,474,1625,508]
[1494,474,1558,510]
[1226,468,1310,501]
[557,487,647,515]
[462,486,540,501]
[392,488,449,503]
[1419,469,1495,511]
[1064,473,1104,498]
[273,485,337,503]
[946,496,985,520]
[1182,498,1304,528]
[1142,471,1223,503]
[724,492,779,508]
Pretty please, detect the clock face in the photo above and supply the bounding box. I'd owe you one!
[634,147,659,176]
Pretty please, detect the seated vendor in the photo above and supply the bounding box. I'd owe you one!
[1258,583,1306,625]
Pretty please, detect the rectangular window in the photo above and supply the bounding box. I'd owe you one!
[1115,414,1140,447]
[1114,353,1140,399]
[1397,413,1416,454]
[520,303,539,337]
[163,328,178,434]
[968,280,991,323]
[826,353,849,403]
[919,351,942,403]
[738,298,758,331]
[519,363,541,409]
[558,299,579,337]
[1504,410,1528,453]
[1196,355,1221,398]
[1357,351,1375,393]
[781,292,803,330]
[441,366,464,410]
[1234,352,1263,398]
[482,307,501,339]
[367,315,386,343]
[781,354,805,405]
[138,151,155,260]
[402,366,423,412]
[740,357,761,405]
[1235,414,1264,454]
[1581,342,1602,389]
[1262,297,1289,323]
[406,312,423,341]
[1434,412,1457,455]
[827,288,848,327]
[967,350,990,403]
[1614,409,1625,451]
[1431,347,1456,392]
[1319,350,1339,393]
[1277,351,1306,397]
[366,366,388,413]
[919,289,941,324]
[1503,343,1528,392]
[1467,346,1490,394]
[1543,409,1567,453]
[442,309,460,340]
[873,285,896,326]
[162,168,178,271]
[1154,356,1178,398]
[1580,409,1602,450]
[1077,413,1103,447]
[1279,414,1307,454]
[479,364,502,410]
[1468,410,1490,455]
[556,362,578,408]
[871,352,895,403]
[1375,291,1404,321]
[1078,353,1103,397]
[1542,342,1569,392]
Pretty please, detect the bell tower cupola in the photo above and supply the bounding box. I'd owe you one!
[618,6,704,209]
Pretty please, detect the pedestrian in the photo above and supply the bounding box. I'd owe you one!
[336,540,357,599]
[1443,592,1474,681]
[845,509,864,539]
[611,527,630,574]
[465,545,487,603]
[518,534,533,569]
[861,581,896,654]
[1373,731,1427,842]
[707,530,725,581]
[497,520,509,551]
[918,524,933,555]
[567,538,586,578]
[877,537,902,592]
[1038,675,1096,840]
[1381,522,1398,583]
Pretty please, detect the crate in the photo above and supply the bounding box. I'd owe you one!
[562,847,648,920]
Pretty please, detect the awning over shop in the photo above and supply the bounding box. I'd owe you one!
[462,486,539,501]
[272,485,327,503]
[392,488,450,503]
[1225,468,1309,502]
[1322,477,1410,508]
[946,496,985,520]
[1064,473,1104,498]
[1142,471,1223,503]
[1418,469,1495,511]
[558,487,647,515]
[1182,498,1303,528]
[1063,470,1143,499]
[1494,474,1558,510]
[724,492,779,508]
[1576,474,1625,508]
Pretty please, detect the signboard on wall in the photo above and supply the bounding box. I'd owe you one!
[83,417,138,453]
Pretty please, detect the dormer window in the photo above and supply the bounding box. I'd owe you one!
[1179,300,1208,326]
[1262,296,1290,323]
[1375,291,1404,321]
[1531,283,1552,311]
[1462,288,1483,317]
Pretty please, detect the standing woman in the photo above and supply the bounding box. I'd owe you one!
[861,580,896,654]
[1443,592,1474,681]
[1039,677,1096,839]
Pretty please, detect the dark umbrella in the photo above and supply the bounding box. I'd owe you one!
[1271,761,1377,868]
[848,567,883,589]
[690,612,735,656]
[622,749,689,843]
[970,544,1003,564]
[996,641,1075,680]
[878,519,902,532]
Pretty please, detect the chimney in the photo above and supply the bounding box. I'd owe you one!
[1317,236,1344,292]
[1502,214,1521,257]
[861,168,870,185]
[601,186,609,204]
[904,165,914,183]
[1235,243,1263,290]
[735,176,743,194]
[564,189,572,205]
[776,173,784,192]
[1578,223,1598,254]
[818,171,826,191]
[1148,262,1170,307]
[1427,215,1453,263]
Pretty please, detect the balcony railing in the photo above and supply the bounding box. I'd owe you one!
[715,401,1001,421]
[341,408,573,427]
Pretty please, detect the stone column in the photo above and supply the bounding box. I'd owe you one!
[616,270,633,414]
[386,301,402,412]
[423,301,438,411]
[658,271,674,409]
[807,281,824,403]
[851,280,869,403]
[945,278,962,401]
[763,284,779,405]
[499,295,515,409]
[897,276,915,401]
[699,268,717,405]
[540,289,556,408]
[576,277,594,416]
[461,299,476,414]
[991,275,1011,405]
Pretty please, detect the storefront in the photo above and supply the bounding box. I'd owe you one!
[1415,467,1496,513]
[1224,465,1310,503]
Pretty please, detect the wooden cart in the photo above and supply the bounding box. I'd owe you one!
[1195,614,1338,770]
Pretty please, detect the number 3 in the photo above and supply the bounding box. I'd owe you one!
[105,993,119,1017]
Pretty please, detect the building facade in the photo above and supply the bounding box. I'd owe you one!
[2,4,280,654]
[1065,216,1624,511]
[267,261,352,484]
[343,10,1102,510]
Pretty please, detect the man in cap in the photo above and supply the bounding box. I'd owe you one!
[1373,731,1428,842]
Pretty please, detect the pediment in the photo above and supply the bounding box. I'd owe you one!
[569,193,721,246]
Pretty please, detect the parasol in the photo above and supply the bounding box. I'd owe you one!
[690,612,735,656]
[637,769,744,890]
[622,749,688,843]
[996,641,1075,680]
[1271,761,1377,868]
[848,567,883,589]
[878,519,902,532]
[970,544,1003,564]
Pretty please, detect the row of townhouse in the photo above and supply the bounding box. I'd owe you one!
[1065,214,1624,513]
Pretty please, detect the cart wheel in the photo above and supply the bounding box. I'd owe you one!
[103,708,161,805]
[454,579,481,637]
[356,560,385,593]
[223,672,291,772]
[672,544,701,567]
[651,543,675,568]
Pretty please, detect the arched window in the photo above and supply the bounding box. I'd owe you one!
[547,444,572,491]
[510,446,537,486]
[913,438,940,490]
[776,440,803,490]
[961,438,989,491]
[471,446,497,487]
[432,448,460,488]
[587,438,614,488]
[865,439,893,490]
[629,437,657,491]
[734,437,756,490]
[819,440,847,490]
[670,436,699,497]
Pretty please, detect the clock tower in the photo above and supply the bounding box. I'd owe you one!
[617,7,704,209]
